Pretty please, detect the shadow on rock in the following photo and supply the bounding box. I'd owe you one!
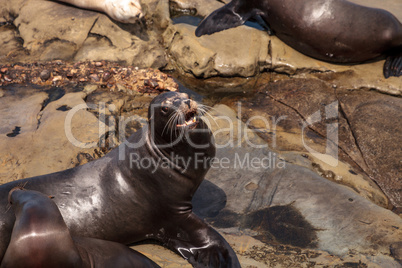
[193,179,227,218]
[194,181,318,249]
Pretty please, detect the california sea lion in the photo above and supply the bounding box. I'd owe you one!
[56,0,143,23]
[0,92,240,267]
[1,187,160,268]
[195,0,402,78]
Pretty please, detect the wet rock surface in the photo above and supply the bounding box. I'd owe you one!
[338,90,402,210]
[0,0,167,68]
[0,88,102,182]
[194,106,401,266]
[231,78,400,210]
[0,65,176,182]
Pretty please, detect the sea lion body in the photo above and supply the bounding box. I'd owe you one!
[196,0,402,77]
[1,188,160,268]
[0,92,240,267]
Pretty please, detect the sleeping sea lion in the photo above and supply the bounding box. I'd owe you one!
[196,0,402,78]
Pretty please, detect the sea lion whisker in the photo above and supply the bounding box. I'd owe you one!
[174,112,185,139]
[197,103,215,111]
[176,111,188,138]
[169,110,182,141]
[5,204,11,213]
[198,104,219,117]
[162,111,177,136]
[170,112,178,140]
[198,107,219,127]
[168,110,178,134]
[162,114,174,135]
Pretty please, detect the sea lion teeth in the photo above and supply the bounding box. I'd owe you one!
[177,116,198,128]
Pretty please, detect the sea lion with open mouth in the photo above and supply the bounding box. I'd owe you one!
[0,92,240,267]
[195,0,402,78]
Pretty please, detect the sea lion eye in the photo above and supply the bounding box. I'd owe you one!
[161,106,169,113]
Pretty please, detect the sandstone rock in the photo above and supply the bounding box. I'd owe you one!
[74,14,167,68]
[0,61,178,92]
[0,92,47,136]
[235,78,390,208]
[0,26,22,60]
[0,90,106,183]
[0,0,167,68]
[14,0,98,58]
[338,90,402,210]
[170,0,223,17]
[163,23,271,78]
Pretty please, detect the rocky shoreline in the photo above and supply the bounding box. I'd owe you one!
[1,0,401,267]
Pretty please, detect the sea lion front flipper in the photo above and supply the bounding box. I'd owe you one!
[165,213,240,268]
[383,53,402,78]
[254,14,274,35]
[195,1,256,37]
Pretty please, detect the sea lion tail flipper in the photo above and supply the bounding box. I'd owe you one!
[195,3,254,37]
[383,53,402,78]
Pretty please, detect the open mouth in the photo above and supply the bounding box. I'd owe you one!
[177,111,198,129]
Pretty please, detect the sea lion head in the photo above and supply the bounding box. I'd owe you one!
[148,92,211,146]
[8,186,53,207]
[146,92,215,179]
[7,186,24,205]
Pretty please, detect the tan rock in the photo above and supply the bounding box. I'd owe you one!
[170,0,223,17]
[338,90,402,209]
[196,104,402,264]
[14,0,98,54]
[164,23,271,78]
[0,91,105,182]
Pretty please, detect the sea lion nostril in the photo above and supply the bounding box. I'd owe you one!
[185,99,191,109]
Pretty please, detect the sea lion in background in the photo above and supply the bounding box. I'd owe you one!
[1,187,160,268]
[0,92,240,267]
[195,0,402,78]
[56,0,143,23]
